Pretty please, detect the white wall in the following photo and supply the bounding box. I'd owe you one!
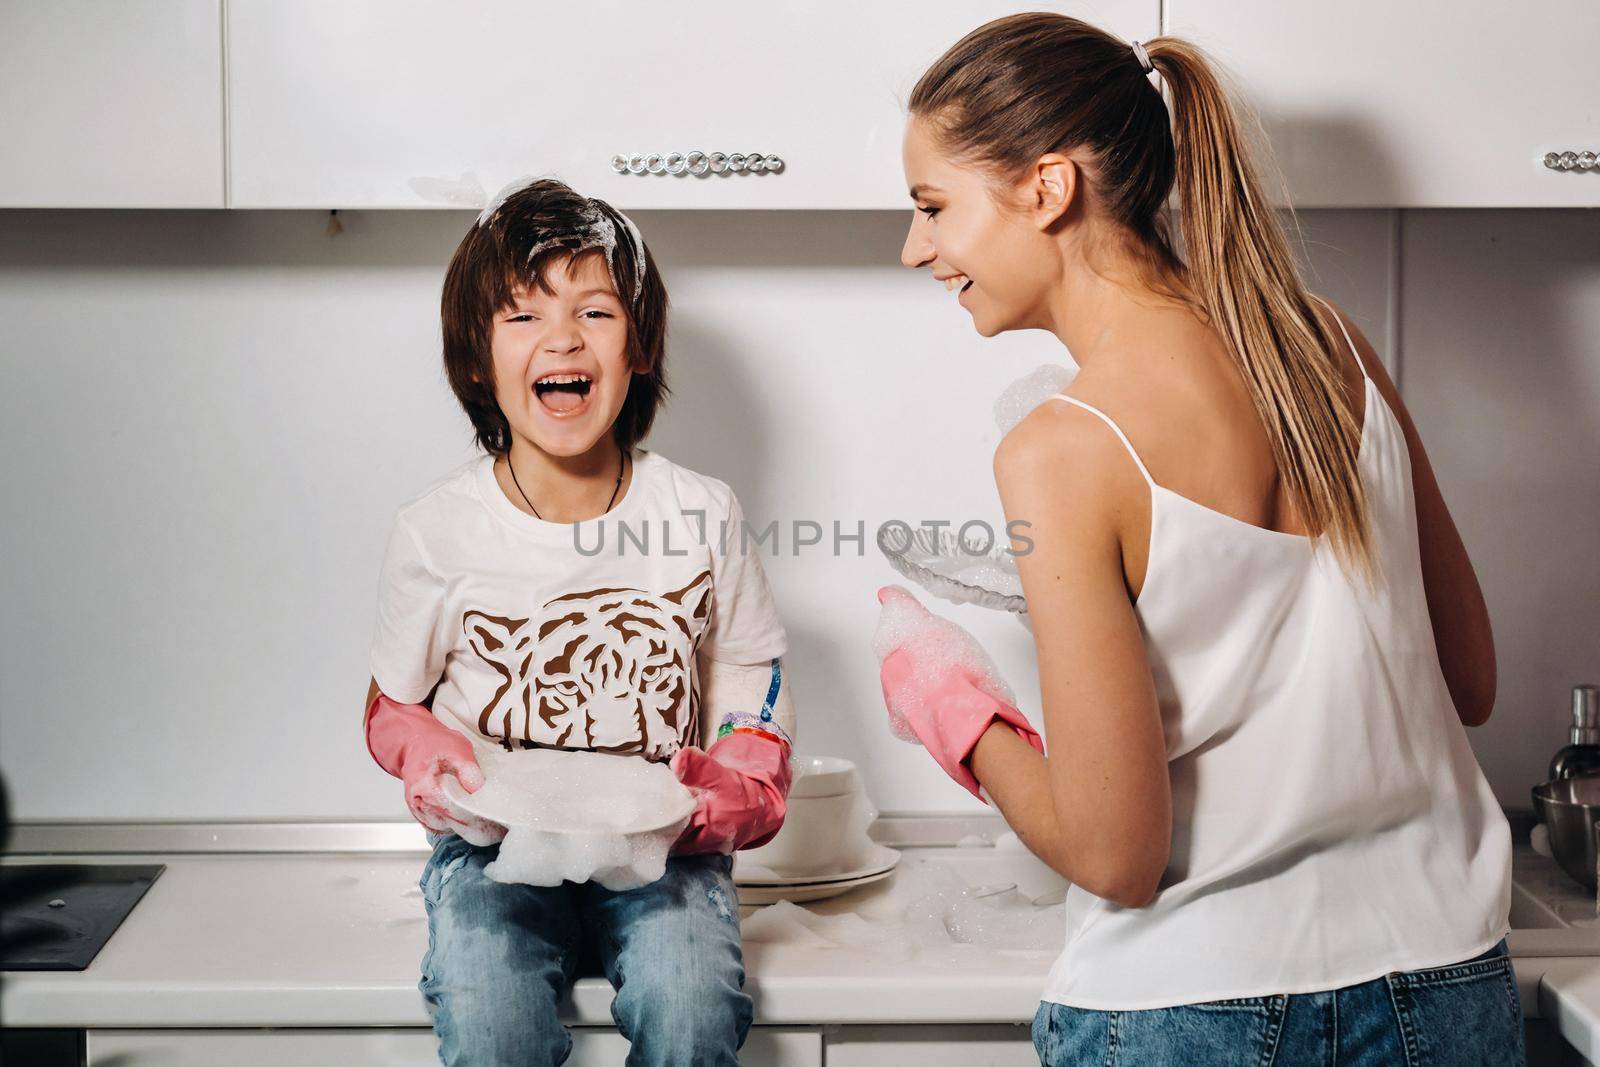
[0,207,1590,821]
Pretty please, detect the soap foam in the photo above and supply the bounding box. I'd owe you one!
[475,175,647,305]
[406,171,488,208]
[740,858,1065,957]
[993,363,1078,435]
[463,747,694,892]
[871,587,1017,743]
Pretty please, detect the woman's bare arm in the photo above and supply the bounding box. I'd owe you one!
[975,401,1173,908]
[1322,302,1497,726]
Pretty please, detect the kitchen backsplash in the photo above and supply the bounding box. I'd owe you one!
[0,207,1593,820]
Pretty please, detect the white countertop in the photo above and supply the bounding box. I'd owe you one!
[1508,840,1600,1063]
[1539,959,1600,1064]
[2,837,1596,1032]
[0,847,1055,1028]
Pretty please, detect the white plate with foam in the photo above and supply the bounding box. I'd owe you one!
[733,845,901,888]
[442,748,695,835]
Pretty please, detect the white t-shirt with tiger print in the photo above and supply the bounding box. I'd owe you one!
[369,448,787,762]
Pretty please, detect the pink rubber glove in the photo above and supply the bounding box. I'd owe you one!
[364,692,504,846]
[669,729,794,855]
[873,585,1045,801]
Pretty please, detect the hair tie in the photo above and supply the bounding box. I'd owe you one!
[1131,40,1154,75]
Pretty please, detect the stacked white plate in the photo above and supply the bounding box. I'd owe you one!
[733,756,900,905]
[733,844,902,905]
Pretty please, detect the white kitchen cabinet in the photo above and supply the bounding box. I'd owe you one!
[1165,0,1599,207]
[225,0,1157,210]
[86,1026,824,1065]
[0,0,225,207]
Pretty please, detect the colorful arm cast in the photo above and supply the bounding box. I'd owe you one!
[669,657,796,855]
[872,585,1045,801]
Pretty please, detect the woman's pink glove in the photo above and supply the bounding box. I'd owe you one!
[669,729,793,855]
[364,692,504,846]
[872,585,1045,801]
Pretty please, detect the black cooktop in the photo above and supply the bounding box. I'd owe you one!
[1,864,164,971]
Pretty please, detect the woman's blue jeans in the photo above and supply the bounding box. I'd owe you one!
[417,832,751,1066]
[1033,939,1526,1066]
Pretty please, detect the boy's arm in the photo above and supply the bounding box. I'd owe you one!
[670,653,795,855]
[363,676,501,844]
[364,676,434,717]
[695,656,794,752]
[670,480,793,854]
[362,675,440,777]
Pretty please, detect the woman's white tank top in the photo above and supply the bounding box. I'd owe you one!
[1039,299,1511,1010]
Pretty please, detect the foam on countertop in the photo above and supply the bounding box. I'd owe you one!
[741,858,1066,957]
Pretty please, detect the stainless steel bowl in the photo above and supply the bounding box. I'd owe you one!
[1532,776,1600,892]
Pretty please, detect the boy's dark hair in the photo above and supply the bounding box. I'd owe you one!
[440,179,669,455]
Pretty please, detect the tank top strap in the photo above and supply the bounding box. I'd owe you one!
[1311,295,1372,384]
[1048,395,1157,489]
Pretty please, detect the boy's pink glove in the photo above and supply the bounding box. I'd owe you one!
[364,692,505,846]
[669,730,793,855]
[872,585,1045,801]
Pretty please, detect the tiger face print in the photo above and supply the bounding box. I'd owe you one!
[462,569,713,760]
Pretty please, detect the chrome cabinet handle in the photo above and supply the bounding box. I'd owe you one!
[610,151,785,176]
[1542,150,1597,171]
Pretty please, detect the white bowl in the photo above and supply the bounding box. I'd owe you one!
[790,756,861,799]
[741,757,876,877]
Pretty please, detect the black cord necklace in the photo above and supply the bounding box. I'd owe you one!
[508,448,627,520]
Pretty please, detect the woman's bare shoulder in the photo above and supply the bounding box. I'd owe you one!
[994,374,1143,486]
[993,374,1154,551]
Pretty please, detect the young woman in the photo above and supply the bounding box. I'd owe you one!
[875,14,1522,1065]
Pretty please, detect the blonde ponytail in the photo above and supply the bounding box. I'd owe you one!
[911,15,1377,582]
[1147,39,1375,581]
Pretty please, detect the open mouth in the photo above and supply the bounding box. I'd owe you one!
[943,274,974,297]
[533,373,593,415]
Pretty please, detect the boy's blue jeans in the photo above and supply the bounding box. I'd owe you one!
[1033,938,1526,1066]
[417,831,751,1066]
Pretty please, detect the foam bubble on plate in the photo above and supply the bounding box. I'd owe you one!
[454,747,694,892]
